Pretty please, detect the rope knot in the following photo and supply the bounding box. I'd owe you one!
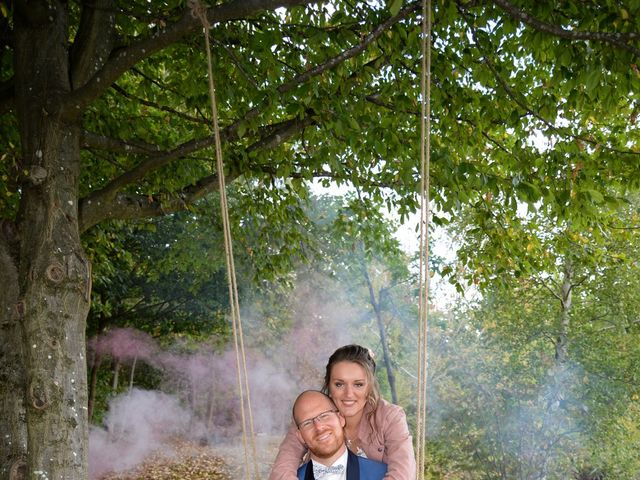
[188,0,209,29]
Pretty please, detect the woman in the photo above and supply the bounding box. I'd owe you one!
[269,344,416,480]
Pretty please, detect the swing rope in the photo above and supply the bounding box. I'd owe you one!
[190,2,430,478]
[189,2,259,478]
[416,0,432,479]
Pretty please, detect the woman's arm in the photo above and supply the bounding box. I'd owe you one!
[380,404,416,480]
[268,421,307,480]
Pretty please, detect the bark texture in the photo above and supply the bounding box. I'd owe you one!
[556,260,573,364]
[0,239,26,480]
[12,1,91,478]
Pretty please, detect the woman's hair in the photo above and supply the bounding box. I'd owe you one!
[322,344,381,410]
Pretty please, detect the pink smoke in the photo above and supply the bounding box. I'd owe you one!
[89,327,157,364]
[88,389,195,479]
[87,274,363,478]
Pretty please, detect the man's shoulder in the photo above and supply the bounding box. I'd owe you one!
[356,454,387,472]
[296,462,308,480]
[352,452,387,479]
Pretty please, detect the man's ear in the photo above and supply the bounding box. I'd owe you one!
[295,428,306,446]
[338,412,346,428]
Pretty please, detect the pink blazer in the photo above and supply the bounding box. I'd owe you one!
[269,399,416,480]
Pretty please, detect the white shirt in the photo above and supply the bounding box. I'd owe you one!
[310,447,348,480]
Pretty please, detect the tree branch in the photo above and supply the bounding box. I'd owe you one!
[462,8,640,156]
[221,0,420,145]
[215,39,261,91]
[277,1,420,94]
[110,84,209,125]
[247,115,317,153]
[77,103,396,231]
[81,130,163,155]
[77,2,418,228]
[598,318,640,332]
[534,277,562,302]
[491,0,640,58]
[607,223,640,230]
[55,0,320,117]
[79,110,317,230]
[80,134,220,216]
[69,0,116,89]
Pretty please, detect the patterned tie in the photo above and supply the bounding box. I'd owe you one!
[312,463,345,479]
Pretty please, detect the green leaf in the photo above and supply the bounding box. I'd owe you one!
[237,121,247,138]
[585,68,601,93]
[388,0,403,16]
[584,189,604,203]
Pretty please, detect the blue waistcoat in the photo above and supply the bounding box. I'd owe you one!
[297,449,387,480]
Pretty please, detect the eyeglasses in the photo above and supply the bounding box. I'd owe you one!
[297,409,339,431]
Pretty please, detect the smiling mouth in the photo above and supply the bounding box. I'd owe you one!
[316,432,332,442]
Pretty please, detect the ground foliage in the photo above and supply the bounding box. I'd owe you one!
[100,440,235,480]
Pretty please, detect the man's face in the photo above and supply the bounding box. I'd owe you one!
[294,392,346,460]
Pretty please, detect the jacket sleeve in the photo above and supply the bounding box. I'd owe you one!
[380,405,416,480]
[268,421,307,480]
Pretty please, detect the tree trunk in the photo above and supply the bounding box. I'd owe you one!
[128,356,137,393]
[361,264,398,404]
[207,387,215,430]
[12,3,92,478]
[0,240,27,480]
[555,260,573,364]
[112,360,120,391]
[87,354,102,423]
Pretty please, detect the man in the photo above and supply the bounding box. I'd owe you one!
[292,390,387,480]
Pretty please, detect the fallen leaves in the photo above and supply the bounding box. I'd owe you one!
[101,440,237,480]
[98,435,284,480]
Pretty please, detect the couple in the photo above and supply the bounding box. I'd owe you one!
[270,344,416,480]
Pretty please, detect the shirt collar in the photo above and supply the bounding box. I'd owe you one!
[311,446,348,470]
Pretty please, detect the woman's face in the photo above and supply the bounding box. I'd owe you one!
[327,361,370,420]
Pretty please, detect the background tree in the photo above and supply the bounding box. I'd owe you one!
[431,194,640,478]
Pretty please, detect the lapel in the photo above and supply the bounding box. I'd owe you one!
[304,462,315,480]
[346,449,360,480]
